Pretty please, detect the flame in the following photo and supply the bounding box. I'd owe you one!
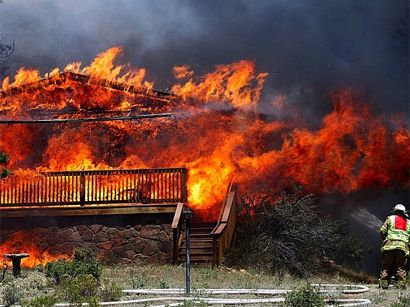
[172,60,267,109]
[0,46,408,205]
[0,231,69,268]
[0,46,409,264]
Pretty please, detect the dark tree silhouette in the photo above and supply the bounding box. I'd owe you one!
[0,38,14,67]
[0,152,10,178]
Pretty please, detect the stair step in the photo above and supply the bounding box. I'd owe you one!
[178,221,219,264]
[181,239,212,246]
[190,233,212,238]
[179,255,213,260]
[180,249,213,254]
[179,259,213,264]
[181,242,212,247]
[180,243,213,247]
[179,249,212,254]
[183,236,213,239]
[190,229,213,234]
[191,223,215,228]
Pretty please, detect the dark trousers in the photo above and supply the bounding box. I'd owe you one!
[379,249,407,289]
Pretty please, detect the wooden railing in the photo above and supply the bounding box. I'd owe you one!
[0,168,187,207]
[211,182,238,267]
[171,202,185,264]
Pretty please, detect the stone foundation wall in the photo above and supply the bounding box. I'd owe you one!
[0,214,174,264]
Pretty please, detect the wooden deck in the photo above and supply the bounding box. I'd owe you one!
[0,203,179,218]
[0,168,187,217]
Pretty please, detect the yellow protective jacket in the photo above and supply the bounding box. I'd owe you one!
[380,214,410,256]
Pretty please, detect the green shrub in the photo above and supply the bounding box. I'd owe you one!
[73,248,94,262]
[2,284,21,307]
[23,295,58,307]
[45,248,102,284]
[132,274,149,288]
[0,152,10,179]
[58,274,99,305]
[100,279,122,301]
[0,152,9,164]
[158,278,169,289]
[44,259,72,283]
[0,168,10,178]
[226,189,363,276]
[391,293,410,307]
[284,284,325,307]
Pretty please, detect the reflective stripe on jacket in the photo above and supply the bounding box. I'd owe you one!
[380,215,410,256]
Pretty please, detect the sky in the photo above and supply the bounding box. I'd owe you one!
[0,0,408,121]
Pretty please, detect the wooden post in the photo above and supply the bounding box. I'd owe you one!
[80,174,85,206]
[173,227,179,265]
[212,236,219,267]
[172,203,184,265]
[181,169,187,202]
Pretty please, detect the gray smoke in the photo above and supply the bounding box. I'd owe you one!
[0,0,408,275]
[0,0,408,122]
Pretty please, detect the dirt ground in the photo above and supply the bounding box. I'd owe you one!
[0,263,408,306]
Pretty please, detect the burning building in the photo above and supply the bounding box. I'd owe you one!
[0,47,408,268]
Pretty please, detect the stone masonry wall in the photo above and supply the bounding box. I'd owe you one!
[0,214,174,264]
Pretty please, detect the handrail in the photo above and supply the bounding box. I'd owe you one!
[0,168,188,207]
[215,182,232,226]
[211,182,238,267]
[171,203,184,229]
[172,203,185,264]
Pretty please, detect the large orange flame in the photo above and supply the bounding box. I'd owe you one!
[0,231,69,268]
[0,46,408,266]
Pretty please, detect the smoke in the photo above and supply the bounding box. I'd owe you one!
[0,0,408,122]
[0,1,408,274]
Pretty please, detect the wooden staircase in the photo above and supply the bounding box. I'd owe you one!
[178,223,214,263]
[171,183,238,266]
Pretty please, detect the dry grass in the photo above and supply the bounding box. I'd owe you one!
[0,263,407,306]
[102,263,349,290]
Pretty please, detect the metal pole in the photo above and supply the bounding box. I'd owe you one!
[185,216,191,294]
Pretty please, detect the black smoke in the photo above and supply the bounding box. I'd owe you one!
[0,0,408,122]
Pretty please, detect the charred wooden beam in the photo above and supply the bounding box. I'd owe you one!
[0,72,177,102]
[0,113,172,124]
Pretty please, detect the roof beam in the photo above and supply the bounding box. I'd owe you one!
[0,113,172,124]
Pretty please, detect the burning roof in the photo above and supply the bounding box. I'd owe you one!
[0,46,408,212]
[0,71,177,118]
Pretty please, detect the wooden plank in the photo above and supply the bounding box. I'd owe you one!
[211,223,226,235]
[0,203,178,218]
[171,203,184,229]
[221,192,235,223]
[181,169,187,202]
[0,168,187,206]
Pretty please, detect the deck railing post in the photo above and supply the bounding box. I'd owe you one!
[80,173,85,206]
[181,169,187,202]
[1,168,188,207]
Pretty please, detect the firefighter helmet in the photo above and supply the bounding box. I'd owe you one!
[393,204,406,213]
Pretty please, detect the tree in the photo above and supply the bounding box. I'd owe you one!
[226,188,363,276]
[0,37,14,67]
[0,151,10,178]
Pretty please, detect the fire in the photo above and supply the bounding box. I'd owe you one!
[172,60,267,109]
[0,46,408,206]
[0,46,409,265]
[0,231,69,268]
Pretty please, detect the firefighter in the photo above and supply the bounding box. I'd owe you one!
[379,204,410,289]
